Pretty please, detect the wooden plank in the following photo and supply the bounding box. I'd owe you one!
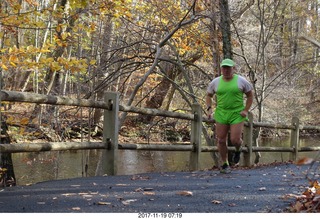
[0,142,107,153]
[243,113,253,166]
[119,143,194,151]
[0,90,109,109]
[1,142,318,154]
[201,146,295,153]
[252,147,294,152]
[290,117,300,161]
[299,146,320,152]
[120,105,194,121]
[189,103,202,171]
[102,92,119,176]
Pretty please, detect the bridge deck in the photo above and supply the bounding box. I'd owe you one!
[0,163,314,213]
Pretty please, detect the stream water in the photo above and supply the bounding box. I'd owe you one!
[11,136,320,185]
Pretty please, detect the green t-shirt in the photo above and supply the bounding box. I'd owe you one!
[207,74,253,112]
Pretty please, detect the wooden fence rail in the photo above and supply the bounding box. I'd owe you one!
[1,90,320,176]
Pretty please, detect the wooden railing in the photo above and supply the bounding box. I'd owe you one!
[1,90,320,176]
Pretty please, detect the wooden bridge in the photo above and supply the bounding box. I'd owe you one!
[1,90,320,176]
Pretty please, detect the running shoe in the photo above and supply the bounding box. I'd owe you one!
[220,163,231,174]
[233,151,241,164]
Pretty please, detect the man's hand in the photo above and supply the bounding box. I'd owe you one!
[240,110,248,117]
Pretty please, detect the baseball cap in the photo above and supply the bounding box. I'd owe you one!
[220,58,235,67]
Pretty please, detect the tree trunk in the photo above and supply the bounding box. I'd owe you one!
[220,0,233,59]
[138,57,178,123]
[210,0,221,77]
[92,17,114,128]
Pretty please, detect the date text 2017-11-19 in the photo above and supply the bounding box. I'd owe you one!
[137,213,183,218]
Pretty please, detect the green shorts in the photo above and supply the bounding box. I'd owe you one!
[214,109,248,125]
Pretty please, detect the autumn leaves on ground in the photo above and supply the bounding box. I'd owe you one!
[287,179,320,212]
[286,157,320,212]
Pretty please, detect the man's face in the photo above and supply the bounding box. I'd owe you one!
[221,66,234,80]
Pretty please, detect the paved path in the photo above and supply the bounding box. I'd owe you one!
[0,163,311,213]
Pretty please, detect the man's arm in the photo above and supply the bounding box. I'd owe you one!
[240,90,253,117]
[206,93,214,119]
[206,93,214,107]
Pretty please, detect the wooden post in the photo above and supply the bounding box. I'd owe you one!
[189,103,202,171]
[243,112,253,167]
[290,117,299,161]
[102,92,119,176]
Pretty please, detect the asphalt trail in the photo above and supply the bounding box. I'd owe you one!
[0,163,311,213]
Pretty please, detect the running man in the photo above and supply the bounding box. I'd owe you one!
[206,58,253,173]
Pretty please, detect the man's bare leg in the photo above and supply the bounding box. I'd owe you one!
[230,122,244,164]
[230,122,244,149]
[215,123,230,164]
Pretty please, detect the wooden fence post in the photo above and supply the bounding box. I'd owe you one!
[102,92,119,176]
[189,103,202,171]
[243,112,253,167]
[290,117,299,161]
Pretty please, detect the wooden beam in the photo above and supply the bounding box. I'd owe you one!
[0,142,107,153]
[0,90,109,109]
[119,143,194,151]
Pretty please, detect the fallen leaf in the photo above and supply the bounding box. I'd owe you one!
[310,180,320,189]
[97,202,111,205]
[135,188,143,192]
[122,199,138,205]
[211,200,222,204]
[313,195,320,202]
[61,193,77,196]
[292,201,303,212]
[72,207,81,211]
[82,195,93,198]
[116,184,128,186]
[176,191,193,196]
[296,157,314,165]
[281,193,307,200]
[228,203,236,207]
[303,189,314,199]
[143,191,155,195]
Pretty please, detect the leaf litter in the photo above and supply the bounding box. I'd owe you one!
[286,156,320,212]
